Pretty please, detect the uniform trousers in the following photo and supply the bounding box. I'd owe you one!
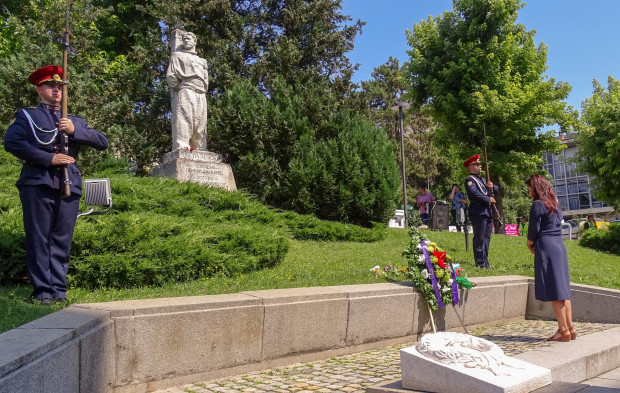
[470,214,493,268]
[19,185,80,300]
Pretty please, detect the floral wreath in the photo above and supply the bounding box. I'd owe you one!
[372,226,474,311]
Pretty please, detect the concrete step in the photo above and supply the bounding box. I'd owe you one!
[514,326,620,384]
[531,366,620,392]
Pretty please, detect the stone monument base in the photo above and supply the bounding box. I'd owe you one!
[153,148,237,191]
[400,339,552,393]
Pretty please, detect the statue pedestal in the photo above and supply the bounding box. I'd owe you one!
[153,149,237,191]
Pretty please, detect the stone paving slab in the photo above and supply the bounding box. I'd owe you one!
[580,366,620,390]
[154,320,618,393]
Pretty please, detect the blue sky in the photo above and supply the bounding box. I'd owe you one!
[340,0,620,111]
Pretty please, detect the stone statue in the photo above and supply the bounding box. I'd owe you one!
[166,30,209,151]
[155,30,236,191]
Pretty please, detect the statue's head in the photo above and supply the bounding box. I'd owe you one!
[182,32,197,50]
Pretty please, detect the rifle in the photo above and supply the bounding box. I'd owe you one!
[482,124,502,224]
[456,206,469,251]
[60,0,71,197]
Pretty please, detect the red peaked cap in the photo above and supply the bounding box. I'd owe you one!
[28,65,63,86]
[463,154,481,167]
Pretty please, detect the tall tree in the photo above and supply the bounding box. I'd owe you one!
[361,57,407,140]
[576,76,620,207]
[361,58,460,202]
[0,0,170,172]
[1,0,365,174]
[404,0,578,227]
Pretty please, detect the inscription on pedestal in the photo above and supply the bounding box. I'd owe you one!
[153,149,237,191]
[186,164,224,176]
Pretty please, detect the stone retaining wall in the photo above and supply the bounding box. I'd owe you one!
[1,276,618,393]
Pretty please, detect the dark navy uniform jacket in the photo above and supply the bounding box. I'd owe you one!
[464,173,499,217]
[4,103,108,195]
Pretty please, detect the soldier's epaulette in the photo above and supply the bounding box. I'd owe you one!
[20,107,38,115]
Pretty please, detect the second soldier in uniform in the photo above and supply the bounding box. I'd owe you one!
[463,154,498,269]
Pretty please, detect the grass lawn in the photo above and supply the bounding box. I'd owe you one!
[1,229,618,333]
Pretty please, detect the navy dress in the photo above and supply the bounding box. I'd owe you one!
[527,200,571,301]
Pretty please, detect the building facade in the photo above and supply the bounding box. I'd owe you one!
[543,137,613,217]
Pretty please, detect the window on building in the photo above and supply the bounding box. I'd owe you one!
[555,163,565,179]
[567,178,578,194]
[555,183,566,196]
[544,153,553,165]
[558,196,569,210]
[569,196,579,210]
[579,193,591,209]
[578,178,589,193]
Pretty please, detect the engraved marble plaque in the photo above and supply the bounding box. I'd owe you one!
[400,332,552,393]
[153,149,237,191]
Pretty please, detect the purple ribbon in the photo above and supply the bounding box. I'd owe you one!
[450,263,459,306]
[420,240,444,309]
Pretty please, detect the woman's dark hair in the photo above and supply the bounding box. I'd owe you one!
[452,184,459,189]
[526,174,559,214]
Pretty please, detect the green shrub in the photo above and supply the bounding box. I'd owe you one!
[0,228,26,283]
[68,179,292,289]
[210,77,401,227]
[0,148,26,283]
[579,223,620,255]
[281,212,386,242]
[0,146,388,288]
[282,115,400,226]
[70,215,289,289]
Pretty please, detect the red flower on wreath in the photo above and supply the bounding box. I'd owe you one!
[432,249,447,268]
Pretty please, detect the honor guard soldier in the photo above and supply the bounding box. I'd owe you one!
[463,154,498,269]
[3,65,108,305]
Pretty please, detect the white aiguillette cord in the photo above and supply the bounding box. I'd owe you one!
[22,109,58,146]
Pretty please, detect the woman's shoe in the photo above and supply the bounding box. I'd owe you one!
[568,325,577,340]
[548,328,571,342]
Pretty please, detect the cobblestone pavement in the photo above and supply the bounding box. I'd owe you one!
[156,320,618,393]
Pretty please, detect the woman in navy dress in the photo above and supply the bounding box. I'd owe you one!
[526,174,575,342]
